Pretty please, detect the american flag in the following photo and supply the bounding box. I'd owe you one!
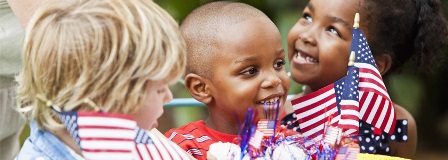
[291,25,396,139]
[291,78,345,141]
[352,28,396,135]
[337,64,360,136]
[249,130,264,149]
[58,111,191,160]
[257,119,276,137]
[323,126,342,146]
[335,145,360,160]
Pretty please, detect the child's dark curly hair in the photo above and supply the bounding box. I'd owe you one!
[361,0,448,74]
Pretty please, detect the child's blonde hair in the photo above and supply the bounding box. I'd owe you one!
[16,0,186,131]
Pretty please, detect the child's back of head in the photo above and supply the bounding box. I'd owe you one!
[17,0,186,132]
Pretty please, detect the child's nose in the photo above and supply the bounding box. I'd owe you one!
[261,74,281,88]
[299,28,317,46]
[163,87,173,104]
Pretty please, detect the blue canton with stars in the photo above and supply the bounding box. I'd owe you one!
[351,29,378,68]
[334,76,346,114]
[341,66,360,102]
[135,128,154,144]
[58,111,81,146]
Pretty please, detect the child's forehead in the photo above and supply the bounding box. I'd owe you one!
[307,0,361,18]
[210,17,282,62]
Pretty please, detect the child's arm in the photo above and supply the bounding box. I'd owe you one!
[389,104,417,159]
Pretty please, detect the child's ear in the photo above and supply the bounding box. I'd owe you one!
[184,73,213,105]
[374,53,392,76]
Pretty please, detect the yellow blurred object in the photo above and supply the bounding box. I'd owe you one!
[357,153,410,160]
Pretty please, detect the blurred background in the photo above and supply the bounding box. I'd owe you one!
[19,0,448,159]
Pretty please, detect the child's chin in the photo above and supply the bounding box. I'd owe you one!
[151,122,158,129]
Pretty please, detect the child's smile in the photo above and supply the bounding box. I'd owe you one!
[256,96,281,105]
[292,48,319,64]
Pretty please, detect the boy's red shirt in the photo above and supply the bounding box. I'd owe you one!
[164,120,237,160]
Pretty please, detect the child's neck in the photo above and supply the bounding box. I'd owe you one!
[302,85,315,95]
[53,129,83,156]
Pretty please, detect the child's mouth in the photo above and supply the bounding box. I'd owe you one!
[295,51,318,63]
[256,96,281,106]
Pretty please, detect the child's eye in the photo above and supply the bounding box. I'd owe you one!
[328,27,341,37]
[303,13,312,23]
[156,88,167,94]
[241,67,259,76]
[274,59,286,70]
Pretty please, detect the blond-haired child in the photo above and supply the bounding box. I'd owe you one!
[15,0,191,159]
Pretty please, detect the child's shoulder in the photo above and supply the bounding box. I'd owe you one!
[164,120,214,159]
[389,103,417,158]
[164,120,207,138]
[393,104,414,121]
[284,92,306,114]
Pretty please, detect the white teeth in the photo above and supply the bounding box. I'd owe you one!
[305,55,317,63]
[306,56,311,62]
[259,96,280,104]
[297,52,317,63]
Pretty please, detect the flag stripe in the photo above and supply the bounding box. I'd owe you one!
[170,140,192,160]
[82,152,134,159]
[291,84,334,104]
[147,143,162,160]
[80,137,134,141]
[156,133,182,160]
[376,100,390,130]
[80,140,134,150]
[293,87,336,113]
[359,81,389,100]
[82,149,131,153]
[295,96,337,120]
[358,92,370,119]
[77,116,135,128]
[362,93,377,121]
[301,111,339,137]
[384,105,396,134]
[340,100,358,107]
[148,131,174,160]
[338,123,359,130]
[78,125,135,130]
[78,129,135,138]
[299,104,338,131]
[366,95,382,123]
[135,144,149,160]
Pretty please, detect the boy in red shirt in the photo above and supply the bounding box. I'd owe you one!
[164,1,290,159]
